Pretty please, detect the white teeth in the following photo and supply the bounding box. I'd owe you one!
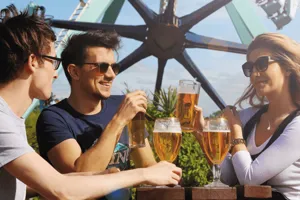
[100,83,110,86]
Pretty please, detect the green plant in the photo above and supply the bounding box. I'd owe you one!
[178,133,211,186]
[25,106,41,153]
[151,86,177,117]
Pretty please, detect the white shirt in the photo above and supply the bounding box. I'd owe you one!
[220,107,300,200]
[0,97,34,200]
[247,124,271,155]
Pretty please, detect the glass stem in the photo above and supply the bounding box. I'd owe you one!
[213,164,221,183]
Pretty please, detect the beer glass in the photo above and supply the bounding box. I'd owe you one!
[176,80,201,132]
[200,117,231,187]
[153,118,182,163]
[128,112,145,148]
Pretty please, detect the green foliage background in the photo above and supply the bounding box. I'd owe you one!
[25,107,41,200]
[26,107,40,153]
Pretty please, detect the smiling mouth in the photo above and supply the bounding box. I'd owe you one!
[99,82,111,87]
[255,79,267,83]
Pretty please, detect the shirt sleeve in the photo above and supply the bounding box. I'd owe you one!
[36,109,75,156]
[220,153,239,186]
[219,107,257,185]
[232,116,300,185]
[0,129,34,167]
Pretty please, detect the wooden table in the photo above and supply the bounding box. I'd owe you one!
[136,187,185,200]
[136,185,272,200]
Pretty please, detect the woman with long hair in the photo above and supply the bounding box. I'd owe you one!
[194,33,300,199]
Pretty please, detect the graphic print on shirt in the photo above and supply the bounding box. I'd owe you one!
[92,139,130,171]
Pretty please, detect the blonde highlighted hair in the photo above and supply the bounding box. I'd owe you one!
[236,33,300,108]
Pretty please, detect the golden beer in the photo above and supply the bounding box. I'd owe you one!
[200,131,231,165]
[153,131,182,163]
[128,112,145,148]
[176,93,199,132]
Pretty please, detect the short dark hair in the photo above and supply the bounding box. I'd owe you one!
[0,4,56,84]
[61,30,120,84]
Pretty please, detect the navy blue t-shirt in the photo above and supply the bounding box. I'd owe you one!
[36,95,137,200]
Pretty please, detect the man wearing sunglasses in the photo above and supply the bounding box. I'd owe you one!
[0,7,181,200]
[36,30,157,199]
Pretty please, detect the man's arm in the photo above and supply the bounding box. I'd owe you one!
[26,186,39,199]
[131,138,157,168]
[25,167,120,199]
[5,152,181,200]
[47,118,125,173]
[45,91,148,173]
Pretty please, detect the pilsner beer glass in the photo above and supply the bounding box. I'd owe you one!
[128,112,146,148]
[176,80,201,132]
[153,118,182,163]
[200,118,231,187]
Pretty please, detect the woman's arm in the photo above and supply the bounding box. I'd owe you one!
[224,107,300,185]
[220,153,239,186]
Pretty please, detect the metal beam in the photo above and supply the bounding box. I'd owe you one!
[101,0,125,23]
[225,0,266,45]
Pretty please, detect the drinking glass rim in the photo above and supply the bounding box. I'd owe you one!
[155,117,179,121]
[179,79,201,86]
[202,129,230,132]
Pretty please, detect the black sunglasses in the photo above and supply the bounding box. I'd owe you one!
[242,56,279,77]
[83,62,120,75]
[41,55,62,70]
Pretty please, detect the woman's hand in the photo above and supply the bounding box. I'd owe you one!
[223,106,243,139]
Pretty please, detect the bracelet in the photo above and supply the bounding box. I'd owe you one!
[232,138,246,146]
[229,138,246,154]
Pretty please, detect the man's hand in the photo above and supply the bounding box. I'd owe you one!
[142,161,182,186]
[115,90,148,125]
[193,106,205,133]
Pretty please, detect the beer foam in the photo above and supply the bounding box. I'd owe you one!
[153,129,182,134]
[202,130,230,133]
[177,91,198,94]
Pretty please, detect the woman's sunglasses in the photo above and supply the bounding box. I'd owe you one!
[83,62,121,75]
[242,56,279,77]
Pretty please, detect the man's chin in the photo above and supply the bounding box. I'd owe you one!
[98,92,111,100]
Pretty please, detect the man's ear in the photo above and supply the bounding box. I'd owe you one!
[25,54,39,73]
[68,64,80,81]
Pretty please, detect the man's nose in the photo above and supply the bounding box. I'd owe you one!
[104,66,116,78]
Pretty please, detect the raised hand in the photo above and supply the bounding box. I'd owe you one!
[115,90,148,125]
[223,106,243,139]
[142,161,182,186]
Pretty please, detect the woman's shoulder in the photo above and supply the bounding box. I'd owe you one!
[285,114,300,130]
[238,107,260,127]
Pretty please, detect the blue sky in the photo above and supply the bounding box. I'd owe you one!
[1,0,300,116]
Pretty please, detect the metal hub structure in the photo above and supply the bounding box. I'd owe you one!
[50,0,248,109]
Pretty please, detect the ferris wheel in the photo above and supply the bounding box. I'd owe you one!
[15,0,298,118]
[255,0,300,29]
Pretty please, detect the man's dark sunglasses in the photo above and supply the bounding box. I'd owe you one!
[84,62,120,75]
[242,56,279,77]
[41,55,62,70]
